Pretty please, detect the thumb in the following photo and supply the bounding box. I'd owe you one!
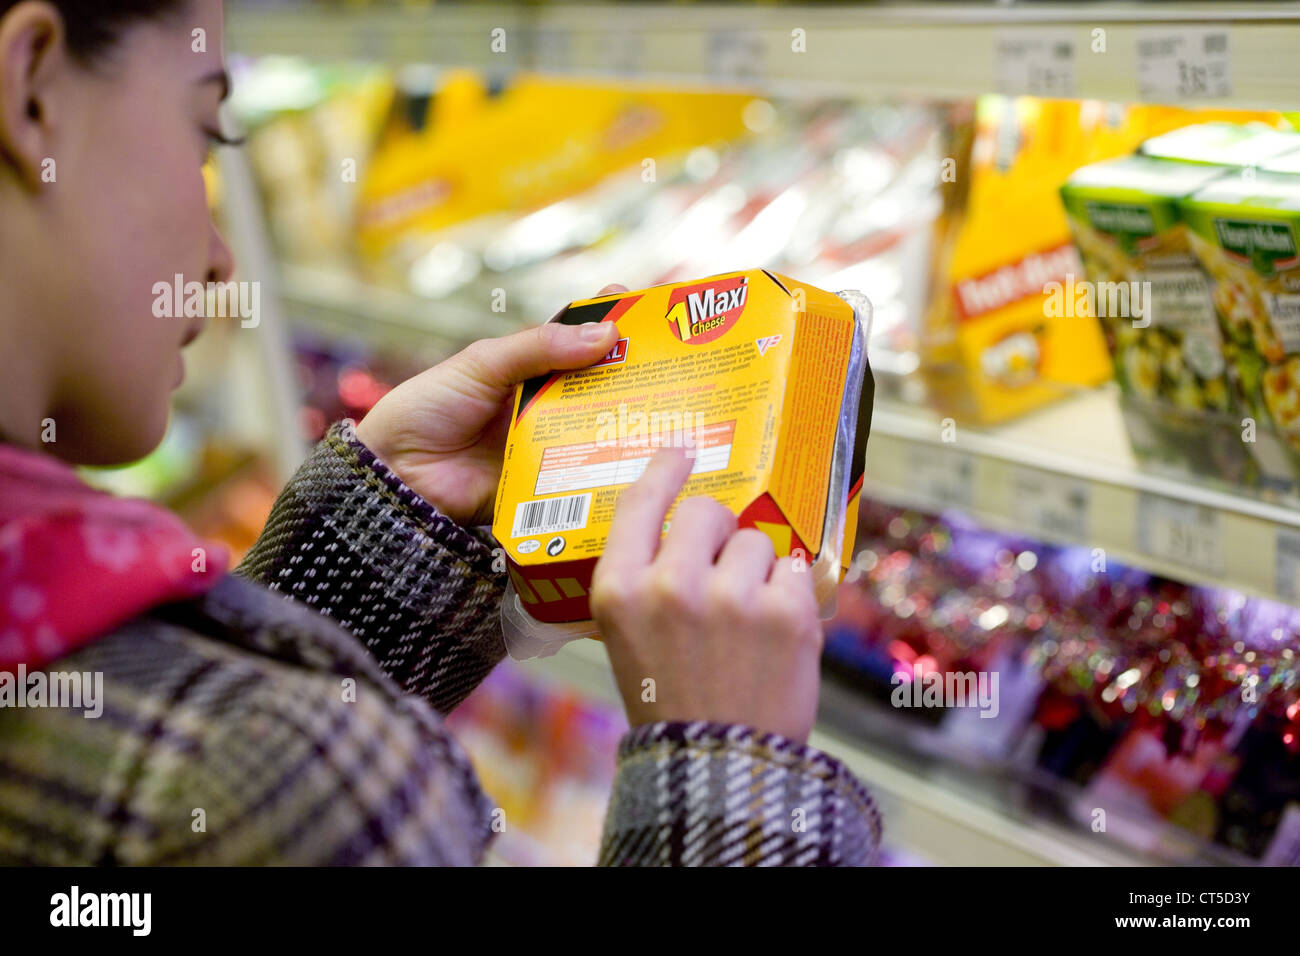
[453,312,621,393]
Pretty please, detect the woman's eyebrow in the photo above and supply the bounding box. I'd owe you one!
[198,68,231,102]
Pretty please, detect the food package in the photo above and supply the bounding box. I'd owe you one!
[491,270,874,659]
[1059,155,1253,480]
[1261,149,1300,175]
[1180,171,1300,489]
[1138,122,1300,168]
[356,75,757,277]
[234,58,396,269]
[921,102,1293,427]
[922,97,1117,425]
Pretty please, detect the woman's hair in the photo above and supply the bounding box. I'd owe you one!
[0,0,185,62]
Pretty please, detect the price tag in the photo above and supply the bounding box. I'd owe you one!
[996,30,1077,98]
[605,30,646,76]
[1137,27,1232,101]
[1010,468,1090,541]
[1276,528,1300,603]
[906,445,975,511]
[359,23,385,64]
[1136,493,1223,576]
[708,29,764,84]
[534,29,572,71]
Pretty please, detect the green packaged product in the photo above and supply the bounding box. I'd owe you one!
[1261,150,1300,175]
[1180,171,1300,485]
[1061,155,1234,415]
[1138,122,1300,168]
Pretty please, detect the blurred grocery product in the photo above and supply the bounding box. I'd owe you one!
[824,501,1300,862]
[1060,155,1251,482]
[1138,121,1300,168]
[356,76,758,283]
[1182,171,1300,491]
[234,66,941,378]
[234,56,396,268]
[922,97,1118,425]
[444,664,625,866]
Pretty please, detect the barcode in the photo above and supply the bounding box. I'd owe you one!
[512,493,592,537]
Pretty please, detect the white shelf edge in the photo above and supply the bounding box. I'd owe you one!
[865,386,1300,604]
[278,264,522,347]
[271,258,1300,601]
[227,2,1300,109]
[870,391,1300,531]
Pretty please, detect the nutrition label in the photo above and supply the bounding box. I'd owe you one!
[533,421,737,496]
[1146,269,1218,337]
[1265,292,1300,354]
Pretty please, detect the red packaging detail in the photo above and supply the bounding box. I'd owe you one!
[665,274,749,344]
[508,556,598,625]
[952,242,1081,321]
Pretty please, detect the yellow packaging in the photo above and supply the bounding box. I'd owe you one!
[924,97,1116,424]
[491,271,873,658]
[356,75,755,264]
[923,100,1288,424]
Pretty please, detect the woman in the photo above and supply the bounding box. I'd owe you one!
[0,0,880,865]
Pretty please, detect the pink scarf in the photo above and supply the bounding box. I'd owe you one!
[0,443,228,672]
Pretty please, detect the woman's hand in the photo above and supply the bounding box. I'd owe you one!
[590,447,825,743]
[355,286,626,526]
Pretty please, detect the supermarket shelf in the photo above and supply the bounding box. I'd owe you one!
[228,2,1300,109]
[274,261,1300,603]
[275,265,1300,602]
[865,386,1300,605]
[523,637,1146,866]
[227,5,530,73]
[278,264,522,349]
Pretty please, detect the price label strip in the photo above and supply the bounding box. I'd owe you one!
[605,31,646,76]
[1276,527,1300,604]
[995,30,1077,98]
[535,29,572,71]
[1136,492,1224,577]
[708,29,765,84]
[1137,26,1232,102]
[1010,468,1090,542]
[906,445,975,512]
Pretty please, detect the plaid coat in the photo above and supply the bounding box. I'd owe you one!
[0,424,881,865]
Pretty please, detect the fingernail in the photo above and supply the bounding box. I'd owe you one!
[580,322,613,343]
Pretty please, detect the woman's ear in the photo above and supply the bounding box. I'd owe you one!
[0,2,67,190]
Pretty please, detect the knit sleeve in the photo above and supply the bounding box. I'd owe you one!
[0,608,497,866]
[597,721,882,866]
[236,421,508,715]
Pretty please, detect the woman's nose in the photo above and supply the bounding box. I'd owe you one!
[208,219,235,284]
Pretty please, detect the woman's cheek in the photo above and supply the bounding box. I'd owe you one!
[141,168,212,348]
[135,129,212,273]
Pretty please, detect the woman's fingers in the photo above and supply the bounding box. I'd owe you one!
[713,527,777,587]
[655,495,738,575]
[595,447,694,580]
[767,554,820,626]
[455,321,620,394]
[445,282,628,395]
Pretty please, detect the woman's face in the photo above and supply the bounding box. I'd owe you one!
[0,0,234,465]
